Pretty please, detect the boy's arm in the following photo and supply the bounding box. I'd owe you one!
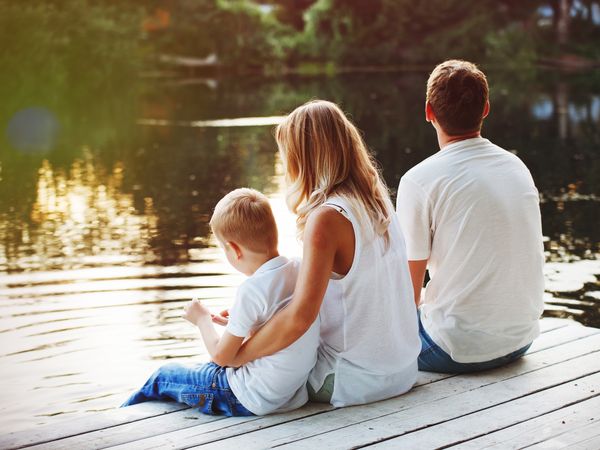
[183,299,244,367]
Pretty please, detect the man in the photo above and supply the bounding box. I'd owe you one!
[396,60,545,373]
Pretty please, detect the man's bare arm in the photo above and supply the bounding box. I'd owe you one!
[408,259,428,307]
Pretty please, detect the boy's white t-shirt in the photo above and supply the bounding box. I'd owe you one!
[225,256,319,415]
[396,137,545,363]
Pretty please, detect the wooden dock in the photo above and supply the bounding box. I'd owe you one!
[2,318,599,449]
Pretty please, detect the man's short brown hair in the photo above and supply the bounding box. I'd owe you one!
[209,188,278,253]
[426,60,489,136]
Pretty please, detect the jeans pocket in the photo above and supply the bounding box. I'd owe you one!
[181,392,214,414]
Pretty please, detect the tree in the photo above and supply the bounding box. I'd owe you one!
[259,0,317,30]
[301,0,542,65]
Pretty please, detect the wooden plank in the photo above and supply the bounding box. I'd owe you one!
[414,371,451,385]
[24,409,227,450]
[416,320,595,389]
[0,402,188,450]
[369,375,600,449]
[528,321,599,353]
[452,396,600,449]
[538,317,574,333]
[270,352,600,449]
[107,403,334,450]
[266,351,600,450]
[527,420,600,450]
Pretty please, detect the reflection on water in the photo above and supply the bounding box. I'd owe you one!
[0,71,599,431]
[1,154,158,272]
[137,115,286,128]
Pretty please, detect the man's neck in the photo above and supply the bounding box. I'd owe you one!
[437,130,481,150]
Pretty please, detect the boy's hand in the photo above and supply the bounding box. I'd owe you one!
[183,298,211,326]
[211,309,229,326]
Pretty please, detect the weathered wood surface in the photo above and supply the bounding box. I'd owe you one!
[2,318,598,450]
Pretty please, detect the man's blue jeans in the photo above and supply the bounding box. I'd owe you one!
[121,362,254,416]
[418,312,531,374]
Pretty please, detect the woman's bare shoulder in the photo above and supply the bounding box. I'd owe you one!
[304,205,353,248]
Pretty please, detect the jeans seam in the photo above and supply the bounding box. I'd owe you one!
[157,381,209,390]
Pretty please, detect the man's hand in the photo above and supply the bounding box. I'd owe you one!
[183,298,211,326]
[211,309,229,326]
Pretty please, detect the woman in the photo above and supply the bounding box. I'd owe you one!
[230,100,420,406]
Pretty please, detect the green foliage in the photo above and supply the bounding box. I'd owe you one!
[484,25,538,72]
[260,0,317,31]
[148,0,286,69]
[1,0,598,74]
[297,0,546,66]
[0,0,143,79]
[0,0,143,104]
[302,0,400,65]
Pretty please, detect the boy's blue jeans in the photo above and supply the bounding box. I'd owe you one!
[121,362,254,416]
[418,311,531,374]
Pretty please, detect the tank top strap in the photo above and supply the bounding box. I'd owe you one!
[323,195,361,232]
[322,202,351,221]
[323,195,352,217]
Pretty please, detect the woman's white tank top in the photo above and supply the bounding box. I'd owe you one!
[308,195,420,407]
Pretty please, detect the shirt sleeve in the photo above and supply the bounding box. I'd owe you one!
[396,176,432,260]
[226,282,266,338]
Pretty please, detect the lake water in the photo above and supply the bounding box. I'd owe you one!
[0,70,599,432]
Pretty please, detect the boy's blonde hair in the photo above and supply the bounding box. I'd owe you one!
[275,99,391,243]
[209,188,278,253]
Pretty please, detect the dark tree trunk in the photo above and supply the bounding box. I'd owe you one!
[557,0,573,47]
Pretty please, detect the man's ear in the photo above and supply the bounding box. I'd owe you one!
[482,100,490,119]
[425,101,435,123]
[227,241,243,260]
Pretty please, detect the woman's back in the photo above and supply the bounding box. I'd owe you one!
[233,100,421,407]
[309,195,421,407]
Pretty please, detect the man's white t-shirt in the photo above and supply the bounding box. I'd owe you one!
[225,256,319,415]
[396,137,545,363]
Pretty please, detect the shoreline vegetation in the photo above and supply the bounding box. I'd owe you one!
[2,0,600,84]
[142,56,600,80]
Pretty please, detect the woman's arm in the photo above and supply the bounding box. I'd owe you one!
[183,298,244,366]
[195,315,244,367]
[228,207,345,367]
[184,299,244,366]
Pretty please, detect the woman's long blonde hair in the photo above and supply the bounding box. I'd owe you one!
[275,99,392,242]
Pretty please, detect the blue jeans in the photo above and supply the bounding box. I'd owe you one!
[418,312,531,374]
[121,362,254,416]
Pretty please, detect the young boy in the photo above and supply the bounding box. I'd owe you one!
[122,188,320,416]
